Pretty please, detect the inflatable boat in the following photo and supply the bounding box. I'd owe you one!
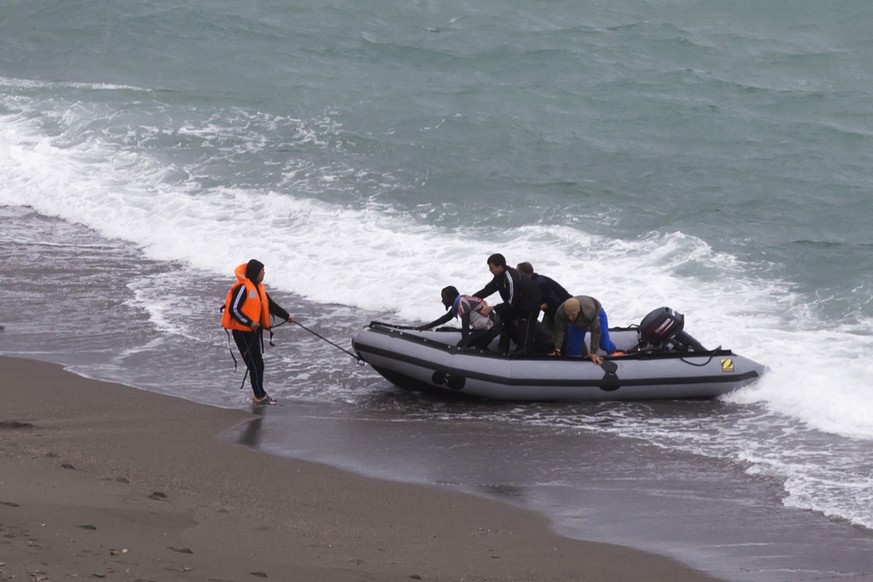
[351,307,766,401]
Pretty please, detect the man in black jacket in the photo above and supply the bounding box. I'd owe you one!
[516,262,572,329]
[474,253,541,354]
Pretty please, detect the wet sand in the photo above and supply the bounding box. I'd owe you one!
[0,355,724,581]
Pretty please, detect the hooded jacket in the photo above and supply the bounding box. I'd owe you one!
[221,263,289,331]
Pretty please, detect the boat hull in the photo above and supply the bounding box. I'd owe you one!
[352,322,766,401]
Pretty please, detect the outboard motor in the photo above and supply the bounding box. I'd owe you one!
[639,307,684,346]
[637,307,707,352]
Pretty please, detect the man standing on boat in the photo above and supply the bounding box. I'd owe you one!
[516,262,572,329]
[551,296,617,364]
[473,253,541,354]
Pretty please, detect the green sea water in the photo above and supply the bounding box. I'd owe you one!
[2,1,873,576]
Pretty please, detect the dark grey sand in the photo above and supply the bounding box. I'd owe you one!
[0,355,723,581]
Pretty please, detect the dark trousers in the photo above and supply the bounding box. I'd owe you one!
[460,320,503,350]
[517,309,542,354]
[493,305,539,354]
[493,304,516,353]
[232,330,267,399]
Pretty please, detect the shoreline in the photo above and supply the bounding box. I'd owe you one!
[0,355,723,581]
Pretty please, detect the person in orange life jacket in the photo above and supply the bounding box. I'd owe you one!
[473,253,541,354]
[550,296,617,365]
[221,259,294,406]
[416,286,503,349]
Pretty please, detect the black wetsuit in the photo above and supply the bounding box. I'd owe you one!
[227,285,290,400]
[474,266,541,353]
[530,272,572,327]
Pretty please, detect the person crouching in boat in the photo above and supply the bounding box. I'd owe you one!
[551,296,617,364]
[416,286,503,350]
[221,259,294,406]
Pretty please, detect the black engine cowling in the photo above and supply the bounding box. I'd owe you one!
[637,307,707,352]
[639,307,684,346]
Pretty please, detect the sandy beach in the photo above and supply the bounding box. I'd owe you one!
[0,355,725,581]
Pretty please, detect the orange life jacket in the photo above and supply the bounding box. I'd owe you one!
[221,263,271,331]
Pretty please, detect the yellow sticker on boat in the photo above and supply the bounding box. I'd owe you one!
[721,358,735,373]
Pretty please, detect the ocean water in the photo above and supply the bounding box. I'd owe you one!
[2,1,873,579]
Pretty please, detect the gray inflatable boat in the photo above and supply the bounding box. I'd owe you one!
[351,307,766,401]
